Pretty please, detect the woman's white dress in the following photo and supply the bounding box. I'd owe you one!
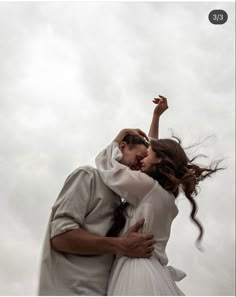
[95,141,186,296]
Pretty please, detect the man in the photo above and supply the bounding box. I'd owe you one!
[38,96,168,295]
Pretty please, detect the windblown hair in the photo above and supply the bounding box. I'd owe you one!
[107,136,223,249]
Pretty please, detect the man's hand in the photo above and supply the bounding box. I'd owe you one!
[117,219,156,258]
[153,95,168,117]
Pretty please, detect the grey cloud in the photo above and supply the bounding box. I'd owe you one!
[0,1,234,295]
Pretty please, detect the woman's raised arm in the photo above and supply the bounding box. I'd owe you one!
[148,95,168,139]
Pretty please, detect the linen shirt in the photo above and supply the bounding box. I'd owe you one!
[38,165,120,296]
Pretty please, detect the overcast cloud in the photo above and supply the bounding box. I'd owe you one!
[0,1,235,295]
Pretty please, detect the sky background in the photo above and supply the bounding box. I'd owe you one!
[0,1,235,295]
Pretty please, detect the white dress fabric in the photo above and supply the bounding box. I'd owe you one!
[95,142,186,296]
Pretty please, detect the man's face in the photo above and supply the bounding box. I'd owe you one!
[140,146,161,173]
[119,142,148,170]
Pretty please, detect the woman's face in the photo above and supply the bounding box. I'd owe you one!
[140,146,161,173]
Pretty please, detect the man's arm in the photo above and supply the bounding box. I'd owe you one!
[51,219,155,258]
[148,95,168,139]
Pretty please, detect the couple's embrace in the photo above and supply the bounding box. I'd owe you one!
[38,96,221,295]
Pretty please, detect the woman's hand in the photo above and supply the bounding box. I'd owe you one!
[114,128,148,144]
[153,95,168,117]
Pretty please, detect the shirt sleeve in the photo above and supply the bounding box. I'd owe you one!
[95,142,156,207]
[50,168,93,239]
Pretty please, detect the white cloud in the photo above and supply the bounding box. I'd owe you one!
[0,1,235,295]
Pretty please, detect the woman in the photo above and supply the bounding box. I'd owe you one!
[95,127,222,295]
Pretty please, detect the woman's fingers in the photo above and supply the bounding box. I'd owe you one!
[159,95,167,100]
[118,128,149,142]
[153,95,168,111]
[154,95,167,102]
[135,128,149,141]
[127,128,148,141]
[153,99,160,105]
[153,95,167,106]
[159,95,168,107]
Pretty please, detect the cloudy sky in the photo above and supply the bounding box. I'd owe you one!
[0,1,235,295]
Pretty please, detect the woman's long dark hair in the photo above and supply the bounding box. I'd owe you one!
[106,200,129,237]
[106,136,223,248]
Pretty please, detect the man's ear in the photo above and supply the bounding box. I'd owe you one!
[119,141,128,152]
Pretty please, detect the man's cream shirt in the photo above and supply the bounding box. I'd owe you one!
[38,165,120,295]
